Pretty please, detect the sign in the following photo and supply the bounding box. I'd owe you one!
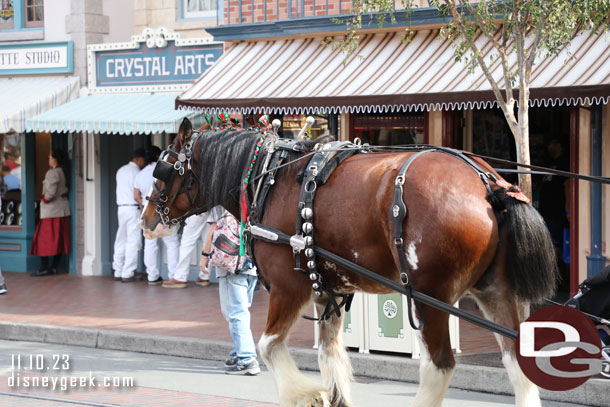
[517,305,602,391]
[88,27,223,93]
[0,42,73,75]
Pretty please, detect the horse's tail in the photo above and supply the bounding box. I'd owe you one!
[489,188,559,304]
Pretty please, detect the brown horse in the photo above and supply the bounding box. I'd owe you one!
[141,119,557,407]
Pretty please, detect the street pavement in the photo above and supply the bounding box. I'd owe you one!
[0,339,587,407]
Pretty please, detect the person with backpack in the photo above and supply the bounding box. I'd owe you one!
[201,206,260,375]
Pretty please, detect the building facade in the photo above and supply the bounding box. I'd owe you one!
[172,0,609,294]
[0,0,133,273]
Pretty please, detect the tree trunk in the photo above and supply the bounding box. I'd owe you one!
[516,91,532,200]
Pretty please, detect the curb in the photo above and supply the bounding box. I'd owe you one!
[0,322,606,406]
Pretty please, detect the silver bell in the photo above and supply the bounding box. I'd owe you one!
[315,290,323,296]
[301,207,313,220]
[304,236,314,246]
[309,273,318,281]
[305,248,314,257]
[302,222,313,234]
[307,260,316,269]
[312,282,319,289]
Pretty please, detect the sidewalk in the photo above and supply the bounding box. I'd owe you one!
[0,271,497,354]
[0,271,606,406]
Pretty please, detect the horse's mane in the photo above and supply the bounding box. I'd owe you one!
[197,128,260,211]
[196,128,336,212]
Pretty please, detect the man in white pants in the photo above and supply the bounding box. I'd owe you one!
[162,212,211,288]
[112,148,146,282]
[134,146,179,285]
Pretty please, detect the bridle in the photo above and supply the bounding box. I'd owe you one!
[148,132,207,226]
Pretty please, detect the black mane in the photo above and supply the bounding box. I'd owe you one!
[196,129,334,214]
[197,128,260,214]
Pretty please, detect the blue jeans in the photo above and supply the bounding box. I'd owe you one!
[218,273,258,363]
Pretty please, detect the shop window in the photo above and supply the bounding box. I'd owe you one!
[280,114,331,139]
[181,0,217,19]
[0,0,43,33]
[351,112,425,146]
[0,133,23,229]
[24,0,42,28]
[0,0,14,29]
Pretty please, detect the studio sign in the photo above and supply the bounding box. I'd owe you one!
[0,44,69,71]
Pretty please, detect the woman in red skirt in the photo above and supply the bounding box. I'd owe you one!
[30,149,70,276]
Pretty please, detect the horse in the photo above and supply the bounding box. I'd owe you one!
[140,118,558,407]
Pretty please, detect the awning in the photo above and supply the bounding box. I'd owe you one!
[27,93,201,135]
[0,76,80,133]
[177,30,610,114]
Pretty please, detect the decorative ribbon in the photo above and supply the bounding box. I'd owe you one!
[496,179,530,203]
[239,115,270,255]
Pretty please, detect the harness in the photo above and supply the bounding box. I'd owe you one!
[246,143,523,324]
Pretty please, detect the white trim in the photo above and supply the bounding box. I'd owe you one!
[177,95,610,115]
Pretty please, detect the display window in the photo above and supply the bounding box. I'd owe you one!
[0,132,22,229]
[280,114,331,139]
[351,112,425,145]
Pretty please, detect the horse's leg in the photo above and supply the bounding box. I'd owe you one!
[413,305,455,407]
[315,300,353,407]
[259,285,330,407]
[471,287,540,407]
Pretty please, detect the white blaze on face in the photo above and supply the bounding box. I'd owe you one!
[140,185,154,223]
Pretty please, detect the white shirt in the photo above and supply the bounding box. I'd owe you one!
[134,163,155,202]
[115,161,141,205]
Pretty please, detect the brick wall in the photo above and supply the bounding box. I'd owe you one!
[135,0,429,30]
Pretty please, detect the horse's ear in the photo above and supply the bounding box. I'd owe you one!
[178,118,193,144]
[198,123,211,131]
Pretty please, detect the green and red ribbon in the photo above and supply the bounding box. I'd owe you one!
[239,115,271,255]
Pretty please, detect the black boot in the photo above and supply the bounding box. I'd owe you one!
[32,256,56,276]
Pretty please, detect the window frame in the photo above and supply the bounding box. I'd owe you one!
[181,0,218,20]
[24,0,43,28]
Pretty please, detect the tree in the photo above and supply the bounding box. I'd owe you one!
[328,0,610,198]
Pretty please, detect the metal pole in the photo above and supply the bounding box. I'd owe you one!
[587,103,606,278]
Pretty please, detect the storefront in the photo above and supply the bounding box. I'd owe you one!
[0,41,79,272]
[26,27,223,276]
[176,29,610,294]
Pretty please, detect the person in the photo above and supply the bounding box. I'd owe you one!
[134,146,180,285]
[112,148,146,282]
[201,206,260,375]
[30,149,71,277]
[539,139,570,256]
[162,212,211,288]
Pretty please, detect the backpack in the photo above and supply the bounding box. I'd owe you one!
[210,211,245,274]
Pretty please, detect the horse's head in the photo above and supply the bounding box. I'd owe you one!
[140,118,206,237]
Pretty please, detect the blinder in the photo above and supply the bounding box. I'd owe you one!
[152,159,176,184]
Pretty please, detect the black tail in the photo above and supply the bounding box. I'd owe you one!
[490,189,559,304]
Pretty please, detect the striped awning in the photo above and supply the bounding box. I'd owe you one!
[27,93,201,135]
[177,29,610,114]
[0,76,80,133]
